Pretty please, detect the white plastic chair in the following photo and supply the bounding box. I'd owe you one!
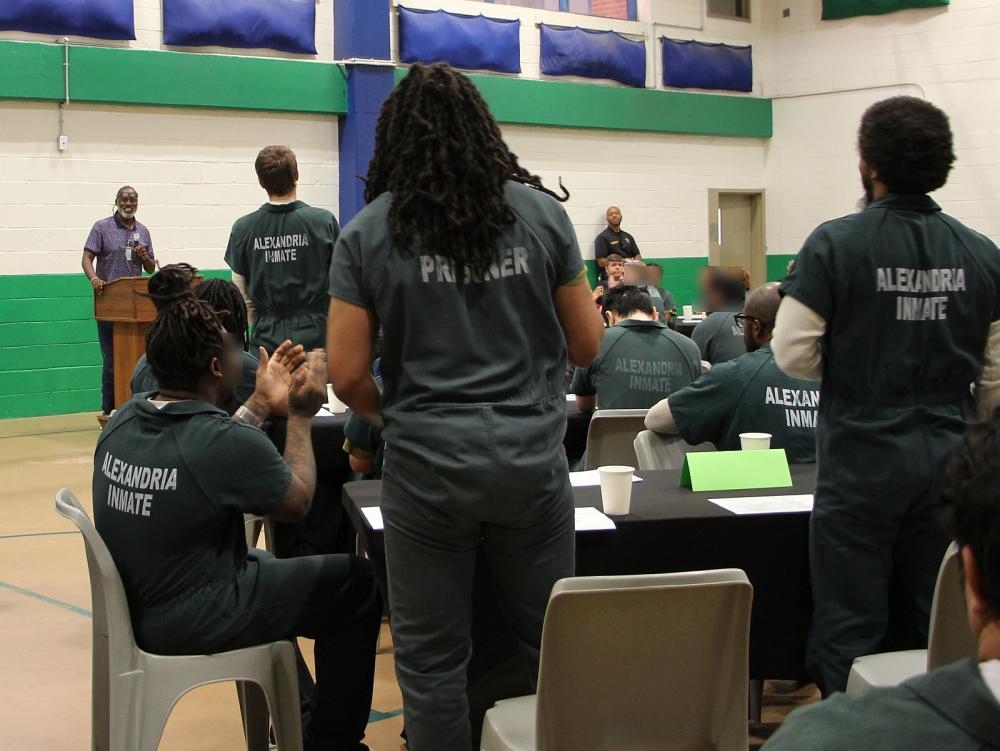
[480,570,753,751]
[846,544,976,695]
[55,489,302,751]
[244,514,274,552]
[633,430,716,471]
[584,409,649,470]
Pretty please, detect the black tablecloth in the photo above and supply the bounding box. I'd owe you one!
[674,318,702,338]
[344,464,815,719]
[266,413,355,556]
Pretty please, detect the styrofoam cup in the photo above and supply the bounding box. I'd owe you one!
[740,432,772,451]
[682,304,694,318]
[598,465,635,516]
[326,384,349,414]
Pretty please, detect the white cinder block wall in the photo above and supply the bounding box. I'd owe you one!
[0,0,340,277]
[501,125,767,260]
[762,0,1000,253]
[0,103,339,275]
[396,0,769,261]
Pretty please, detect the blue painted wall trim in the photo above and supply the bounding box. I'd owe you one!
[334,0,392,225]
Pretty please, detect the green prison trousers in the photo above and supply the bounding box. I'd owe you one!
[380,402,576,751]
[133,550,382,751]
[807,400,962,695]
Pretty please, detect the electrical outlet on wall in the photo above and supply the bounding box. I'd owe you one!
[58,135,69,151]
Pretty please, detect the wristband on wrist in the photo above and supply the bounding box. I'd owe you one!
[234,404,264,428]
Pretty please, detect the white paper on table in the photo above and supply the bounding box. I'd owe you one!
[575,507,616,531]
[361,507,384,530]
[709,494,814,516]
[569,470,643,488]
[315,405,336,418]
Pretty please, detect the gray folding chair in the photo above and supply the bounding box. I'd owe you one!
[583,409,649,470]
[56,489,301,751]
[244,514,274,552]
[481,570,753,751]
[847,544,976,695]
[633,429,715,470]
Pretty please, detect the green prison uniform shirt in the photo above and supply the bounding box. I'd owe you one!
[691,305,747,365]
[225,201,339,351]
[780,194,1000,409]
[570,319,701,410]
[130,351,258,410]
[763,659,1000,751]
[667,343,820,462]
[93,395,291,613]
[328,181,585,460]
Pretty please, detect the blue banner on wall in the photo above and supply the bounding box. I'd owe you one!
[398,7,520,75]
[540,24,645,88]
[662,38,752,93]
[0,0,135,40]
[163,0,316,55]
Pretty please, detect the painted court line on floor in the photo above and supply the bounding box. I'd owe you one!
[0,580,406,724]
[0,530,80,541]
[0,579,92,618]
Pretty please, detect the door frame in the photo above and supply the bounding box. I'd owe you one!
[708,189,767,289]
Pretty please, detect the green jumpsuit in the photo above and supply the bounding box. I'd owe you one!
[93,395,381,748]
[570,318,700,409]
[225,201,339,351]
[780,194,1000,695]
[692,305,747,364]
[330,181,583,751]
[668,343,820,462]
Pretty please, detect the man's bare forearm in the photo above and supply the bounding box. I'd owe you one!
[284,414,317,512]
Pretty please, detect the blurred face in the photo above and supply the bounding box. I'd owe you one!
[606,207,622,229]
[645,266,661,286]
[116,189,139,220]
[623,265,644,285]
[217,333,243,402]
[607,259,624,278]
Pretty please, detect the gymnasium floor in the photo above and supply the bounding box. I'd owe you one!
[2,413,816,750]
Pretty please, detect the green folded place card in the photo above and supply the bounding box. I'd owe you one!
[680,449,793,492]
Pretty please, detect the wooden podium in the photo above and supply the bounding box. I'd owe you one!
[94,277,157,410]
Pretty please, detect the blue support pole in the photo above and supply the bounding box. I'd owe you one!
[334,0,393,225]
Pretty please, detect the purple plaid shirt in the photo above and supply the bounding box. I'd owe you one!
[85,214,155,282]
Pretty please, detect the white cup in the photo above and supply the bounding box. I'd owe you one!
[598,465,635,516]
[682,304,694,319]
[326,384,349,414]
[740,432,772,451]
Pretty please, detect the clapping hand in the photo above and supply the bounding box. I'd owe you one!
[254,340,306,417]
[288,349,328,418]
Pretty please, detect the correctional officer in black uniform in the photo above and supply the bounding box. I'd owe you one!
[225,145,339,352]
[594,205,640,280]
[326,64,603,751]
[647,283,820,462]
[773,96,1000,695]
[94,266,381,751]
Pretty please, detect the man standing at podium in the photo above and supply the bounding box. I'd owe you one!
[82,186,156,414]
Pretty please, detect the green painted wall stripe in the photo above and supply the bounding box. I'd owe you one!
[0,270,233,418]
[0,320,98,348]
[766,254,797,283]
[0,260,796,419]
[395,68,772,138]
[0,42,770,134]
[0,41,348,115]
[0,389,102,420]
